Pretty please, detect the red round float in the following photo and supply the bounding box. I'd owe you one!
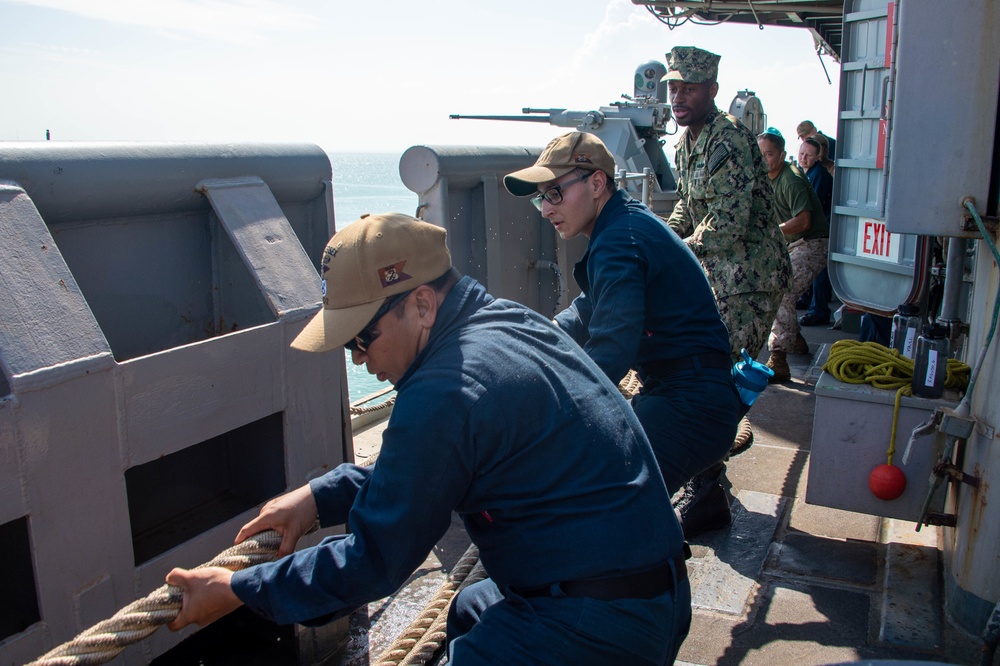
[869,463,907,500]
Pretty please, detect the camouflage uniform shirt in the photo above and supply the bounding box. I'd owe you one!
[667,109,792,299]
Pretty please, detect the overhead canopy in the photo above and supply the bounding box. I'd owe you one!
[631,0,845,62]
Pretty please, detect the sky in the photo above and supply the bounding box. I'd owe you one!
[0,0,841,158]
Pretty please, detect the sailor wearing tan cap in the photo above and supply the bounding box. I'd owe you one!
[505,131,740,535]
[165,213,691,663]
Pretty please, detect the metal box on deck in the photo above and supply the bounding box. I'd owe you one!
[807,371,955,521]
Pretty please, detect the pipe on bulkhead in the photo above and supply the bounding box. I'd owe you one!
[399,145,544,196]
[937,236,968,352]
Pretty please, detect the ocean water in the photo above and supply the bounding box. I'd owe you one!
[330,152,421,226]
[328,153,417,402]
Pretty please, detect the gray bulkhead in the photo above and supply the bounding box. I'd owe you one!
[818,0,1000,637]
[399,145,585,317]
[0,142,351,664]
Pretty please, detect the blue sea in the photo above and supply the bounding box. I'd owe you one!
[329,152,417,402]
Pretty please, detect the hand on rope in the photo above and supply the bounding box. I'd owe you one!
[27,530,282,666]
[237,483,319,558]
[165,567,242,631]
[167,485,321,633]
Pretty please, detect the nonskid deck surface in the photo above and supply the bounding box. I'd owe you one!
[344,320,985,666]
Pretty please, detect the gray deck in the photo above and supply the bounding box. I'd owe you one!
[344,318,987,665]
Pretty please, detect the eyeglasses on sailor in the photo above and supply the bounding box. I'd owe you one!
[530,170,595,211]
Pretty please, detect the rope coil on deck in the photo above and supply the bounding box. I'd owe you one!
[822,339,970,463]
[27,530,282,666]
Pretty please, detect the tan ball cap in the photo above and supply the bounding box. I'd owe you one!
[291,213,452,353]
[503,132,617,197]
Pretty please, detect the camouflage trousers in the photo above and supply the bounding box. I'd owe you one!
[717,289,784,362]
[768,238,829,352]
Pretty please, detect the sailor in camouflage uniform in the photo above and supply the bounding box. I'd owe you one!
[664,47,792,360]
[662,46,792,537]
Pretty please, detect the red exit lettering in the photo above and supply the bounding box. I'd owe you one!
[862,219,893,258]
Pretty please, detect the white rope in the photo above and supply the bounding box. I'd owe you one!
[27,530,282,666]
[374,544,485,666]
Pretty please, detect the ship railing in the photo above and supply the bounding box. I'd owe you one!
[616,167,656,207]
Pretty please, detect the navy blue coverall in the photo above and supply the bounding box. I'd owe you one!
[553,189,740,494]
[231,277,691,664]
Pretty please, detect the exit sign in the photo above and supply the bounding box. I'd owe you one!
[858,217,901,263]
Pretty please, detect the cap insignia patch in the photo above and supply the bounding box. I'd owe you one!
[379,261,412,287]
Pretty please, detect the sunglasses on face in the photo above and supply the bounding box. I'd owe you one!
[344,290,413,353]
[530,170,595,211]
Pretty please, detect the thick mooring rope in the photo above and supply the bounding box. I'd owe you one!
[618,369,643,399]
[729,416,754,458]
[350,394,396,416]
[27,530,282,666]
[822,339,970,464]
[27,448,480,666]
[374,544,486,666]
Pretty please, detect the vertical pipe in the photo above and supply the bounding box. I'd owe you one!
[939,237,967,358]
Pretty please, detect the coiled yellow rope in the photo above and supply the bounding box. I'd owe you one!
[822,340,970,464]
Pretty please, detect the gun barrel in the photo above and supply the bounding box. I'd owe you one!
[449,114,551,123]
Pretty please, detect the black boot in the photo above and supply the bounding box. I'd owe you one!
[673,462,732,539]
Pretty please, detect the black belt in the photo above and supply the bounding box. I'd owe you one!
[516,554,687,601]
[643,351,731,379]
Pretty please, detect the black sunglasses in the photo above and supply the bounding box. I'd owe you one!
[344,290,413,353]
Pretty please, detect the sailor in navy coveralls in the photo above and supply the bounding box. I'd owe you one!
[166,213,691,664]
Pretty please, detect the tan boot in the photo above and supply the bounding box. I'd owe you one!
[792,332,809,354]
[766,350,791,383]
